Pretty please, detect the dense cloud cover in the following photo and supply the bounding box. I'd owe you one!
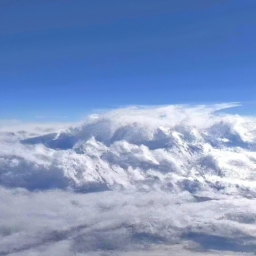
[1,105,256,255]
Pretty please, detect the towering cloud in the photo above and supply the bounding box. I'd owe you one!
[1,104,256,255]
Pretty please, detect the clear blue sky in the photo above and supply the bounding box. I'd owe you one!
[1,0,256,121]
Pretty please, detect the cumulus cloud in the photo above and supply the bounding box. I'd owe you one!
[1,104,256,194]
[1,104,256,255]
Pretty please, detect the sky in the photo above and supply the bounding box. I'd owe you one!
[0,0,256,121]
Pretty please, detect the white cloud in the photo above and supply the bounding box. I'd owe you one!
[1,104,256,194]
[1,104,256,255]
[0,188,256,255]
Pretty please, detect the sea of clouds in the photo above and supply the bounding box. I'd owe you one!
[1,104,256,255]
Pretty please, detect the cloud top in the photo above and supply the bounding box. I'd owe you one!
[0,104,254,193]
[1,104,256,255]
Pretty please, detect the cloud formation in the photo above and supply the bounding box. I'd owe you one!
[1,188,256,255]
[1,104,256,194]
[1,104,256,255]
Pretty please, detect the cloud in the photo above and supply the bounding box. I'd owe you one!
[1,104,256,194]
[1,104,256,254]
[1,188,256,255]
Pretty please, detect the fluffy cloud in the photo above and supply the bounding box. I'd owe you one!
[1,188,256,255]
[1,104,256,194]
[1,104,256,255]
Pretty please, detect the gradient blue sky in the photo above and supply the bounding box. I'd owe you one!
[1,0,256,121]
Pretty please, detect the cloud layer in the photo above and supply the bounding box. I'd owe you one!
[1,104,256,195]
[1,104,256,255]
[1,188,256,255]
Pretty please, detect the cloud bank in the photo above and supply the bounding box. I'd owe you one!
[1,104,256,255]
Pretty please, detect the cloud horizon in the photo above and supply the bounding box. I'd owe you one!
[1,104,256,255]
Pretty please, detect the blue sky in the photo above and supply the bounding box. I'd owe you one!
[0,0,256,121]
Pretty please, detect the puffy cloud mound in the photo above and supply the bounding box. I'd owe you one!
[2,104,256,195]
[1,104,256,255]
